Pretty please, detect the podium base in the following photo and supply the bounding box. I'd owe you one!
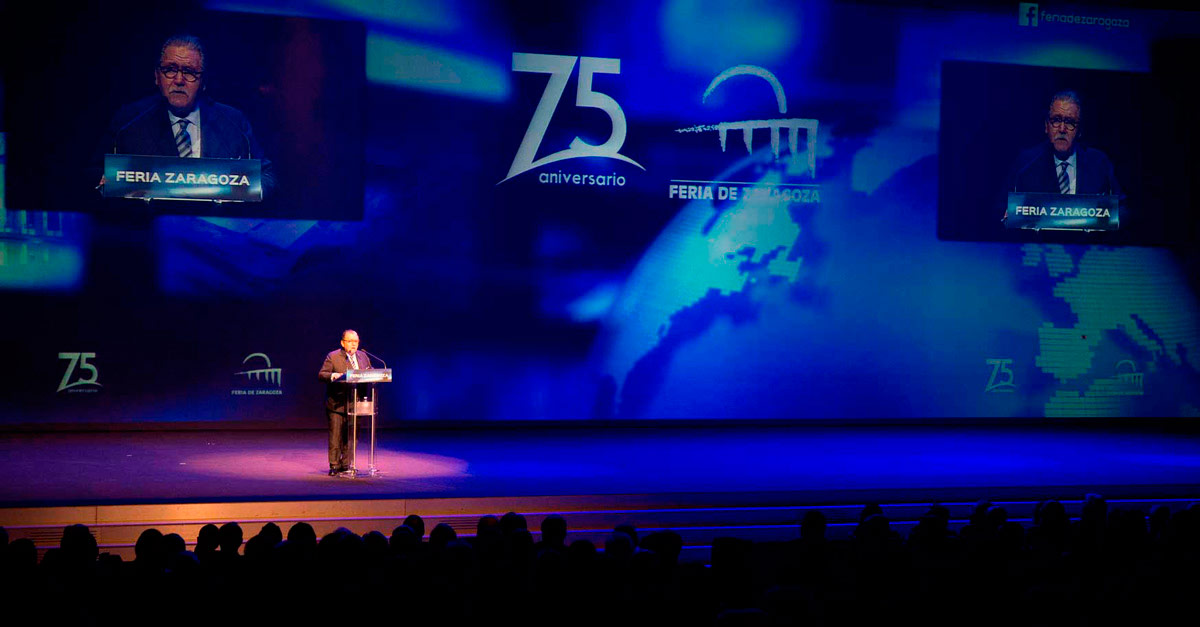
[344,467,380,478]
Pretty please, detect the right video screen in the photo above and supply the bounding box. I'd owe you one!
[938,59,1193,246]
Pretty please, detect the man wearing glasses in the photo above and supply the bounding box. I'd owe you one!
[318,330,373,477]
[1009,90,1120,197]
[101,34,274,194]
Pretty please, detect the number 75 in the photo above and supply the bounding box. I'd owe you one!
[500,53,644,184]
[58,352,101,392]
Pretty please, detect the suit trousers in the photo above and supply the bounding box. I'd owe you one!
[327,410,351,470]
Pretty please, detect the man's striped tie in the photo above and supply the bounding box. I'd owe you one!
[1058,161,1070,195]
[175,119,193,158]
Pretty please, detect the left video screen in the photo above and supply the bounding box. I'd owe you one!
[2,7,365,220]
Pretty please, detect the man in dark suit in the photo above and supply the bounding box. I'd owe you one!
[1009,90,1120,196]
[318,329,372,476]
[99,34,275,195]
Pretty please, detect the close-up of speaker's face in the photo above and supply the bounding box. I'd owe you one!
[1045,100,1081,156]
[155,44,205,115]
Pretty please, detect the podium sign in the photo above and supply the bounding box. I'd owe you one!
[343,368,392,383]
[103,154,263,201]
[1005,192,1119,231]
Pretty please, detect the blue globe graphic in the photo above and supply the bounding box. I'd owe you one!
[594,149,1200,419]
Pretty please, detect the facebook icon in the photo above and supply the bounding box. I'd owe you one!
[1019,3,1039,27]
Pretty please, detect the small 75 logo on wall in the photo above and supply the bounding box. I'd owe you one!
[985,358,1016,393]
[58,352,102,393]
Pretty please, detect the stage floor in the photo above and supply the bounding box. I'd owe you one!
[3,425,1199,507]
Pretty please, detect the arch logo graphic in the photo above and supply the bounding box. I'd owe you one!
[232,353,283,396]
[668,65,820,205]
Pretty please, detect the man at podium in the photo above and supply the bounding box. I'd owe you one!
[99,34,275,195]
[318,330,372,476]
[1009,90,1120,196]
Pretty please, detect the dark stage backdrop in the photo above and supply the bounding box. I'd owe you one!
[2,0,1198,428]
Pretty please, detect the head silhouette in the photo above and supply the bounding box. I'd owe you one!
[218,522,244,555]
[800,510,827,542]
[258,522,283,547]
[429,523,457,550]
[60,524,98,566]
[403,514,426,539]
[540,514,568,548]
[134,528,166,570]
[389,524,418,555]
[287,522,317,548]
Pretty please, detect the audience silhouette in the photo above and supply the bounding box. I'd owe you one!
[2,495,1197,626]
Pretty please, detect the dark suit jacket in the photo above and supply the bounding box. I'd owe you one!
[1009,143,1121,195]
[318,349,373,414]
[101,94,276,196]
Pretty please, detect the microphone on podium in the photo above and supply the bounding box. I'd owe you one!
[359,349,388,369]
